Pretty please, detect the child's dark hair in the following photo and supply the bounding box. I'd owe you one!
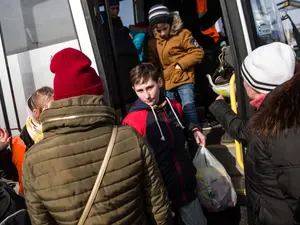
[28,86,54,111]
[130,63,162,86]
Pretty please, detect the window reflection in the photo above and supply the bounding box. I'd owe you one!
[0,0,77,55]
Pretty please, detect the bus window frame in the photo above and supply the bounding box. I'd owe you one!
[0,23,22,136]
[68,0,113,106]
[78,0,127,118]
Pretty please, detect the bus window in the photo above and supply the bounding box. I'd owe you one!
[0,0,79,135]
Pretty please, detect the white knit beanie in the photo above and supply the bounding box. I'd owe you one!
[241,42,296,94]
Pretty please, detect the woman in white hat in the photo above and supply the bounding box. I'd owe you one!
[210,42,300,225]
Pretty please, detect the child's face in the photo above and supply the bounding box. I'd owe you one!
[153,23,170,40]
[133,78,163,106]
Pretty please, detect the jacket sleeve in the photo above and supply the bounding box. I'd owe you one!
[0,142,8,152]
[139,137,173,225]
[209,99,250,144]
[23,159,56,225]
[122,112,147,138]
[148,38,161,70]
[11,136,26,194]
[177,30,205,71]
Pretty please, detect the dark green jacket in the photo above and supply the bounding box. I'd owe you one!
[23,95,172,225]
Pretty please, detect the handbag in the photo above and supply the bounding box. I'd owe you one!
[77,126,118,225]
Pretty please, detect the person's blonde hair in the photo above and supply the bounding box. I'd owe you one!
[28,86,54,112]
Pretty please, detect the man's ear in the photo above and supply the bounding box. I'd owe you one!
[158,77,163,88]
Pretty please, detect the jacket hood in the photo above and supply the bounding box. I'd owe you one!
[170,12,184,36]
[129,90,166,112]
[41,95,115,135]
[154,12,183,38]
[128,91,184,141]
[129,98,149,112]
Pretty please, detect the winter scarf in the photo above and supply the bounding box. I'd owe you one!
[25,116,43,144]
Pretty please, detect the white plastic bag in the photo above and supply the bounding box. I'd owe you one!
[193,146,237,212]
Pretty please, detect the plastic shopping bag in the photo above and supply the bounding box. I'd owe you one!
[193,146,237,212]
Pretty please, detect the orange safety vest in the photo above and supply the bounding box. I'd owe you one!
[11,136,26,195]
[201,26,220,43]
[196,0,207,17]
[196,0,220,43]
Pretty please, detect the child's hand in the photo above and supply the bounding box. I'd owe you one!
[193,129,206,146]
[175,64,181,70]
[0,128,10,151]
[216,94,224,101]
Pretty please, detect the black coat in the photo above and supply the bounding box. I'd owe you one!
[209,97,300,225]
[123,97,197,207]
[99,13,139,108]
[20,126,34,150]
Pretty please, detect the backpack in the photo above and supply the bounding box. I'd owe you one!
[0,181,31,225]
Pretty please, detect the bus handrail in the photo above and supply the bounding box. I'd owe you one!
[0,22,22,133]
[229,74,244,170]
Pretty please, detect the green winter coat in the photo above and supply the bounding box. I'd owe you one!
[23,95,172,225]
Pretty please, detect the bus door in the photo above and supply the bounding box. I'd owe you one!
[73,0,140,120]
[0,23,19,137]
[76,0,126,118]
[0,0,108,135]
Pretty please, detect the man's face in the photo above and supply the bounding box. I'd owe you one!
[133,78,163,106]
[153,23,170,40]
[109,4,120,18]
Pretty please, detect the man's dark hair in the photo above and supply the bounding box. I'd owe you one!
[130,63,162,86]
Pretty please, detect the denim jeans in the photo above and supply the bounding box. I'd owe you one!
[166,83,200,125]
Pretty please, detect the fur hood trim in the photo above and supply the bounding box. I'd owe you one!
[170,12,184,36]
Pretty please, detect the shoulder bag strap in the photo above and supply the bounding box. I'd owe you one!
[77,126,118,225]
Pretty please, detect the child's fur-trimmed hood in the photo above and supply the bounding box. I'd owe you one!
[169,12,184,36]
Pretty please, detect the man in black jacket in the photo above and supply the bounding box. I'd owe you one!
[209,42,297,225]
